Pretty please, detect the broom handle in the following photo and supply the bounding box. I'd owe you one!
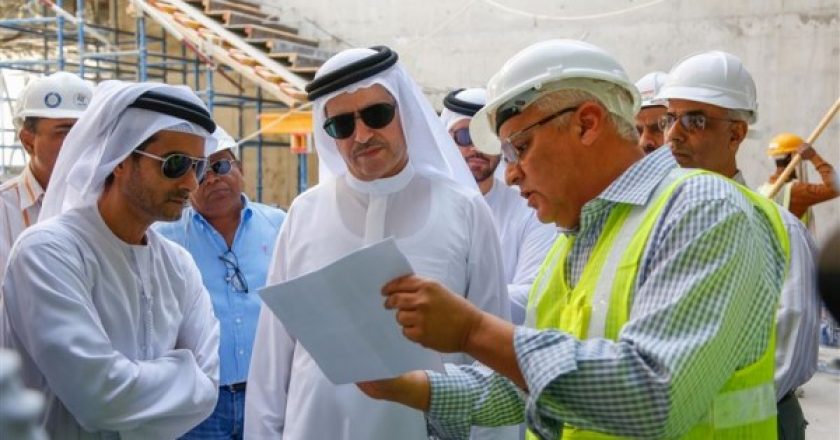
[766,97,840,198]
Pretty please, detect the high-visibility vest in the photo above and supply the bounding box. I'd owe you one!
[524,169,789,440]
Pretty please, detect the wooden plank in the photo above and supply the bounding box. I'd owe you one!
[228,48,258,66]
[224,23,299,39]
[254,65,284,83]
[243,37,271,51]
[206,10,268,27]
[248,24,308,42]
[203,0,265,18]
[289,66,318,75]
[173,12,202,29]
[267,39,330,57]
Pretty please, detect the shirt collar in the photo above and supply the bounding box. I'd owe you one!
[596,146,678,206]
[19,165,45,211]
[732,170,746,185]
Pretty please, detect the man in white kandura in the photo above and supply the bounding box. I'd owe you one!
[245,46,513,440]
[441,87,556,325]
[1,81,221,439]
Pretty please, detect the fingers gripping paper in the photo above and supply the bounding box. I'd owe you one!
[258,238,445,384]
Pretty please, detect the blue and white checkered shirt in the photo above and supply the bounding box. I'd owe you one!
[426,147,786,439]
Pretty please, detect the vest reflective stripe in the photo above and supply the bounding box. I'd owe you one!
[524,169,788,440]
[713,382,776,429]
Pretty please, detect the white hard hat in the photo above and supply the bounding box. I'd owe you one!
[470,39,640,155]
[656,51,757,123]
[635,71,669,108]
[211,125,239,158]
[13,71,93,129]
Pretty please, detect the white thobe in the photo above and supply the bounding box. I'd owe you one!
[0,166,44,283]
[483,178,557,325]
[0,205,220,440]
[245,163,511,440]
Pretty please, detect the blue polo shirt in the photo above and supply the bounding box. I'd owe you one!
[155,195,285,385]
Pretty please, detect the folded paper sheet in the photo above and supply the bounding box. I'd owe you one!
[258,238,444,384]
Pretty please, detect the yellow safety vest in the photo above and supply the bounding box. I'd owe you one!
[524,169,789,440]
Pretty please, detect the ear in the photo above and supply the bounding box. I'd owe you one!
[729,121,748,150]
[576,102,605,146]
[19,128,36,155]
[112,157,131,179]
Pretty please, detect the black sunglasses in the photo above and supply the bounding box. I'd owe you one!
[133,149,207,181]
[219,249,248,293]
[451,127,473,147]
[200,159,234,183]
[323,102,397,139]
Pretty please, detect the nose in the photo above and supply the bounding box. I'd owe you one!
[665,120,685,145]
[505,161,522,186]
[179,167,201,192]
[354,116,374,143]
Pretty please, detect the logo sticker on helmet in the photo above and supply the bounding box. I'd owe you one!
[44,92,62,108]
[74,93,89,107]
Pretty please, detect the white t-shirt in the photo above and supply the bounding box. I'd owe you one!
[0,205,220,440]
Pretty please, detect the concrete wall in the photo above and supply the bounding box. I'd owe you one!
[269,0,840,246]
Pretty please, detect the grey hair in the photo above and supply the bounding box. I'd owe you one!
[727,109,753,123]
[531,84,639,143]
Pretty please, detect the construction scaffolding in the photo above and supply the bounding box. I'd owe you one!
[0,0,325,206]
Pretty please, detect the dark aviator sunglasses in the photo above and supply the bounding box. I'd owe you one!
[323,102,397,139]
[133,149,207,181]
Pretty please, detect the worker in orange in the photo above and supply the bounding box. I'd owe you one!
[758,132,839,222]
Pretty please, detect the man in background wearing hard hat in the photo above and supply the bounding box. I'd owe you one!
[440,87,556,325]
[656,50,821,440]
[356,39,786,440]
[633,71,669,153]
[0,71,93,282]
[759,132,838,224]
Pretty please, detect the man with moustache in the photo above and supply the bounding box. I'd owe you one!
[656,50,820,440]
[633,71,668,154]
[0,81,220,439]
[155,127,285,439]
[354,40,787,440]
[245,46,512,440]
[0,71,93,282]
[441,88,555,324]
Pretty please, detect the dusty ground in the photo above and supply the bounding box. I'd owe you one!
[801,346,840,439]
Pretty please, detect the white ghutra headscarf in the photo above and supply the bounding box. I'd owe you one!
[309,48,477,192]
[39,81,217,222]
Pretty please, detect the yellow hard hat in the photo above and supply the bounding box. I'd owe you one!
[767,132,804,157]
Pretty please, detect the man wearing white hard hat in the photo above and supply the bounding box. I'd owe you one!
[657,50,820,440]
[441,88,556,326]
[0,81,221,438]
[356,39,787,440]
[244,46,511,440]
[633,71,668,153]
[155,126,286,439]
[0,71,92,282]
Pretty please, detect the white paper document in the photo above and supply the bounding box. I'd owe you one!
[258,238,445,384]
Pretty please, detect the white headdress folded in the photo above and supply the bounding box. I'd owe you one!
[39,81,216,221]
